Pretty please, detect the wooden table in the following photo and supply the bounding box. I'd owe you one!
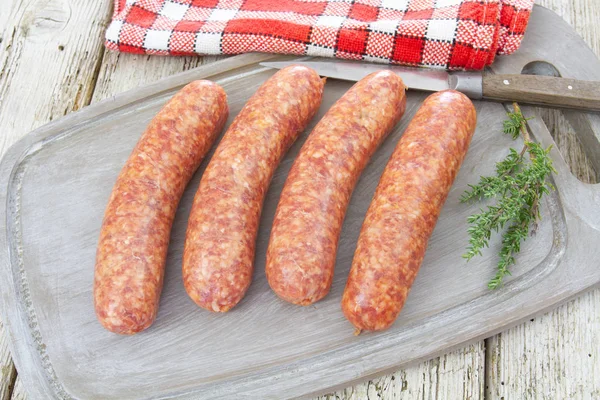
[0,1,598,398]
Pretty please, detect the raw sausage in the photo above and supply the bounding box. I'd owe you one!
[94,81,229,334]
[183,66,324,312]
[266,71,407,306]
[183,66,325,312]
[95,82,228,334]
[342,90,477,333]
[342,90,476,333]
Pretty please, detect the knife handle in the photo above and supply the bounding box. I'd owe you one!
[482,74,600,112]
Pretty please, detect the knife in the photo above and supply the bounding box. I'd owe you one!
[261,60,600,112]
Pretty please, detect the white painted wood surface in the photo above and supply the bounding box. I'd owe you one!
[318,343,485,400]
[487,290,600,400]
[0,0,598,399]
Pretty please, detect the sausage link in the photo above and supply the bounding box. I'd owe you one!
[94,81,228,334]
[266,71,407,306]
[183,66,325,312]
[342,90,477,332]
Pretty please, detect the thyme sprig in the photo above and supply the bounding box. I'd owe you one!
[462,103,557,289]
[502,109,533,139]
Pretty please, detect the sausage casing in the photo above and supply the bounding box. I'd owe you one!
[94,81,228,334]
[342,90,477,332]
[266,71,407,306]
[183,66,325,312]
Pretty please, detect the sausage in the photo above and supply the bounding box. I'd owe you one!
[94,81,229,334]
[183,66,325,312]
[342,90,477,333]
[266,71,407,306]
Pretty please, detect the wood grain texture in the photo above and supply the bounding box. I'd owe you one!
[0,0,113,399]
[482,74,600,111]
[0,0,597,399]
[487,290,600,399]
[537,106,598,184]
[0,319,16,400]
[485,1,600,399]
[320,343,484,400]
[9,378,24,400]
[0,0,113,153]
[91,52,224,102]
[537,0,600,56]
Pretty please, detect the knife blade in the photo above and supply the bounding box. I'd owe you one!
[261,60,483,99]
[260,59,600,112]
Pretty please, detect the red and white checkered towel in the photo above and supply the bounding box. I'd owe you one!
[105,0,534,70]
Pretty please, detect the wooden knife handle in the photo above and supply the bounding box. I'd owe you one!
[482,74,600,111]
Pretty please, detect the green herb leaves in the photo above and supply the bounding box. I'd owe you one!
[462,104,556,289]
[502,109,532,139]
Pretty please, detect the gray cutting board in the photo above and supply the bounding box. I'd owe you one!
[1,6,599,400]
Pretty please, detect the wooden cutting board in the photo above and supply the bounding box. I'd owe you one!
[1,7,599,399]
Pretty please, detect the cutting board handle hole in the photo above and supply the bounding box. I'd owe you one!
[521,61,561,77]
[520,62,599,183]
[533,108,600,184]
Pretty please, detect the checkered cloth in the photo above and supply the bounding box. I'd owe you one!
[105,0,534,70]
